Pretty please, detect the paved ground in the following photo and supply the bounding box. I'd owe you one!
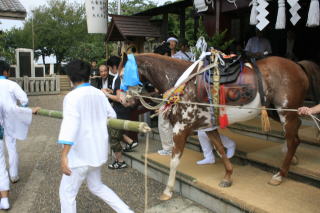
[2,94,212,213]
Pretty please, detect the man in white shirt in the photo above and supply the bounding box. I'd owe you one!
[173,40,194,61]
[0,60,29,184]
[245,30,272,58]
[0,60,39,210]
[58,60,133,213]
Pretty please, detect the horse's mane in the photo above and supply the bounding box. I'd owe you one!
[136,53,192,69]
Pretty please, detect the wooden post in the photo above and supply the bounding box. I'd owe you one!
[161,13,168,41]
[194,15,200,41]
[180,8,186,40]
[215,0,221,33]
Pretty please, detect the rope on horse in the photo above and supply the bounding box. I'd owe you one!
[130,62,219,111]
[131,93,320,131]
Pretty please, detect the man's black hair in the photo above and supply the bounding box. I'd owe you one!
[106,56,121,68]
[0,60,10,76]
[154,43,171,56]
[66,60,91,83]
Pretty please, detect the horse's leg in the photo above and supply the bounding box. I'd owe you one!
[269,112,301,185]
[206,130,233,187]
[160,127,190,200]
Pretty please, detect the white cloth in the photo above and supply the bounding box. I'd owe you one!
[245,36,272,55]
[197,130,236,160]
[112,74,119,90]
[173,51,194,61]
[5,135,18,178]
[59,166,133,213]
[101,78,109,89]
[158,112,174,151]
[58,84,116,169]
[0,78,32,140]
[0,139,9,191]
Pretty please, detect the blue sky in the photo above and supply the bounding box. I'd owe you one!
[0,0,165,31]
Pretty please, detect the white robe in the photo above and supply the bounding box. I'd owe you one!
[0,78,32,140]
[57,83,116,168]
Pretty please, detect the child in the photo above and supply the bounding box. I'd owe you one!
[57,60,133,213]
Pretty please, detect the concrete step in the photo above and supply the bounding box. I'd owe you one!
[228,117,320,146]
[123,143,320,213]
[150,127,320,186]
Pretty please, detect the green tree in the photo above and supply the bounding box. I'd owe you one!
[108,0,157,15]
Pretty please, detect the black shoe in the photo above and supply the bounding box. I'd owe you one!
[123,141,139,152]
[108,161,128,169]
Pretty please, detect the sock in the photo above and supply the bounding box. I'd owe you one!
[226,146,235,159]
[197,157,215,165]
[0,197,10,210]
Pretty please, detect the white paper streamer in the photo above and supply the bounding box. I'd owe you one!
[288,0,301,26]
[250,0,258,25]
[306,0,320,27]
[256,0,269,31]
[275,0,286,29]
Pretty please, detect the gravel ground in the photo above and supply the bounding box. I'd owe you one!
[3,94,210,213]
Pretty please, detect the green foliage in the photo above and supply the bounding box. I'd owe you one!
[2,0,106,66]
[198,29,234,51]
[0,33,15,63]
[108,0,157,15]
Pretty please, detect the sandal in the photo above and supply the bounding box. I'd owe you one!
[108,161,128,169]
[123,141,138,152]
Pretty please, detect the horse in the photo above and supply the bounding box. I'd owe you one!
[120,53,320,200]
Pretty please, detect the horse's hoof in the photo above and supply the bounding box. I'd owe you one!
[219,179,232,188]
[159,193,172,201]
[291,155,299,165]
[268,172,283,186]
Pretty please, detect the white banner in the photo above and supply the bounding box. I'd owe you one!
[85,0,108,34]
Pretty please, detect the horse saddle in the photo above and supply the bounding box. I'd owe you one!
[204,54,242,84]
[197,63,258,106]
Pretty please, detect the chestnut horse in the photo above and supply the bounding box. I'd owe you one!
[120,53,320,200]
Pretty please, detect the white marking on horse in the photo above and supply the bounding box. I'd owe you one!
[165,75,169,82]
[225,93,261,124]
[164,152,181,196]
[173,122,187,135]
[278,111,288,153]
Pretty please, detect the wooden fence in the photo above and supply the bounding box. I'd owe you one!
[10,75,60,95]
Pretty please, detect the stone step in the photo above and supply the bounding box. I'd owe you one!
[228,117,320,146]
[123,144,320,213]
[150,127,320,186]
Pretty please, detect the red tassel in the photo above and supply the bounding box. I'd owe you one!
[219,85,229,128]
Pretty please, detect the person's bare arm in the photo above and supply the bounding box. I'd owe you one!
[298,104,320,115]
[61,145,72,176]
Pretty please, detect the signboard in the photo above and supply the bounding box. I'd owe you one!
[85,0,108,34]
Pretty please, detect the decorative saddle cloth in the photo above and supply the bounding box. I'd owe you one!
[197,61,258,106]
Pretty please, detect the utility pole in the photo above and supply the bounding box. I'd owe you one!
[32,12,35,51]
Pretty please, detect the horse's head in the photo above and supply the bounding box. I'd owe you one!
[119,53,192,107]
[118,52,143,107]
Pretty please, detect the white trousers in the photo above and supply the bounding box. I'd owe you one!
[197,131,235,159]
[59,166,133,213]
[158,112,174,151]
[4,135,18,178]
[0,140,10,191]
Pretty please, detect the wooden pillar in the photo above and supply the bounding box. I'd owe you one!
[194,15,200,41]
[161,13,168,40]
[215,0,221,33]
[179,8,186,40]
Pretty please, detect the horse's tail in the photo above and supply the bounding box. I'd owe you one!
[298,60,320,104]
